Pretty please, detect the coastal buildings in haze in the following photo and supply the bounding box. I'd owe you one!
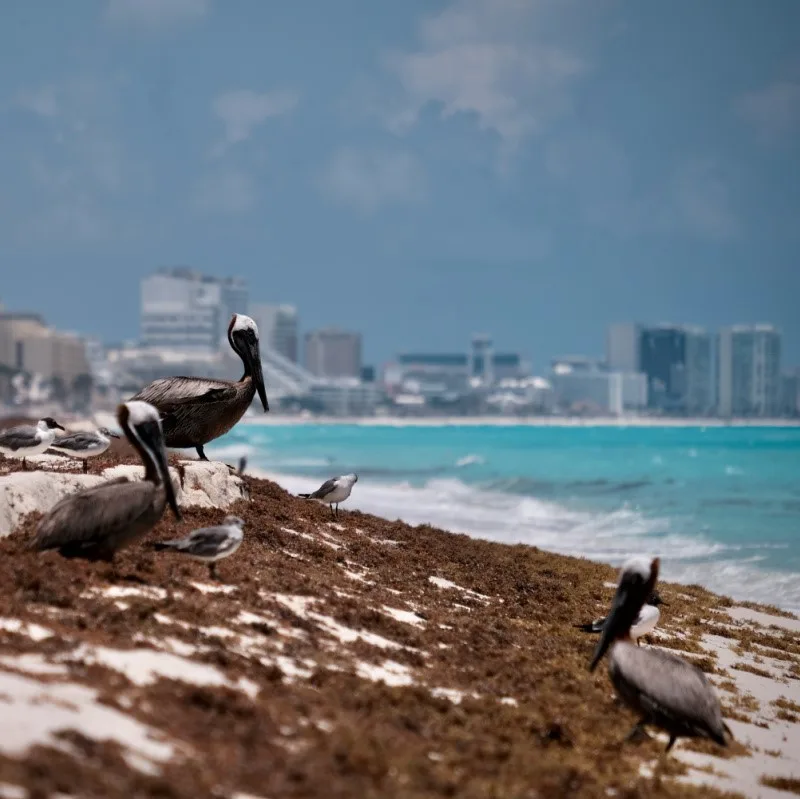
[304,328,362,378]
[140,268,249,353]
[249,304,299,363]
[718,325,782,418]
[550,356,647,416]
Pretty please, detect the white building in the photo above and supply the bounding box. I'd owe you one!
[250,304,299,362]
[718,325,781,417]
[310,378,378,416]
[305,328,362,378]
[140,268,248,353]
[551,357,647,415]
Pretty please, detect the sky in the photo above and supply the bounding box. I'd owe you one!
[0,0,798,371]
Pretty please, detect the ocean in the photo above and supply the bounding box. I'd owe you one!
[207,422,800,614]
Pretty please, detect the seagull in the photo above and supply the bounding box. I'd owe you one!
[298,473,358,518]
[153,515,244,580]
[32,401,181,562]
[130,314,268,461]
[0,417,65,470]
[49,427,121,473]
[589,556,731,753]
[577,591,664,644]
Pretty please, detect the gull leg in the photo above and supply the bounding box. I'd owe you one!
[329,504,335,520]
[624,721,649,744]
[22,458,27,471]
[83,460,89,475]
[209,562,218,581]
[665,734,677,753]
[196,445,209,462]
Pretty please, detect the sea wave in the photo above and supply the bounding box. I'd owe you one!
[256,469,800,614]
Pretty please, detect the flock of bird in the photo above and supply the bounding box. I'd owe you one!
[0,313,732,760]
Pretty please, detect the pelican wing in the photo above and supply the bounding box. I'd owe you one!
[132,377,237,414]
[0,426,38,451]
[612,645,725,741]
[34,478,157,552]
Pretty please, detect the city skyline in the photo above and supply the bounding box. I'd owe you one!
[0,1,798,369]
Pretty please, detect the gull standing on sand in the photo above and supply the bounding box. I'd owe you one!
[153,515,244,579]
[577,591,664,644]
[0,417,65,470]
[589,556,730,753]
[298,473,358,518]
[130,314,268,462]
[49,427,121,473]
[32,402,180,562]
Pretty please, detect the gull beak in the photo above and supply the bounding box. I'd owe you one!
[56,422,66,431]
[109,431,122,439]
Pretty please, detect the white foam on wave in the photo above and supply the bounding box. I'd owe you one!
[255,469,800,615]
[456,454,485,468]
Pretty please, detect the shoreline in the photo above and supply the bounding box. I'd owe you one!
[0,451,799,796]
[248,466,800,618]
[235,414,800,428]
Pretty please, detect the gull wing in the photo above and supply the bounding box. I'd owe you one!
[170,526,236,557]
[50,432,102,452]
[310,478,338,499]
[0,426,39,451]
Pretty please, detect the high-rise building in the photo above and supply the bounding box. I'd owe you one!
[249,304,299,363]
[471,334,494,383]
[781,369,800,417]
[639,325,713,414]
[718,325,781,417]
[606,323,642,372]
[304,328,362,378]
[220,277,249,340]
[140,268,247,353]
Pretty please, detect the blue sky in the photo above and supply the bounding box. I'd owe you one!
[1,0,798,370]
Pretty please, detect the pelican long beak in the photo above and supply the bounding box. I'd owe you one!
[246,337,269,412]
[138,420,181,520]
[589,583,643,672]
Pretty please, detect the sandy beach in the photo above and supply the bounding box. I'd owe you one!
[0,444,798,797]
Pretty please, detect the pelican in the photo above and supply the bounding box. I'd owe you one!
[577,591,664,643]
[130,314,268,461]
[153,515,244,579]
[32,401,180,562]
[0,417,65,470]
[49,427,121,473]
[589,557,730,753]
[298,473,358,518]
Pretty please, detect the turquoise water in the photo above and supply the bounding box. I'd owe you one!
[208,423,800,612]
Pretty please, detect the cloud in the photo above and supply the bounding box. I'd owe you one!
[737,80,800,144]
[191,170,257,214]
[320,148,425,215]
[15,86,58,118]
[8,76,142,244]
[105,0,210,28]
[383,0,586,147]
[211,89,298,153]
[545,134,737,240]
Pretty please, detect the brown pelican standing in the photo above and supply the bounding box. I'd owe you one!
[0,417,65,470]
[589,557,730,753]
[49,427,121,473]
[32,401,180,562]
[130,314,268,461]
